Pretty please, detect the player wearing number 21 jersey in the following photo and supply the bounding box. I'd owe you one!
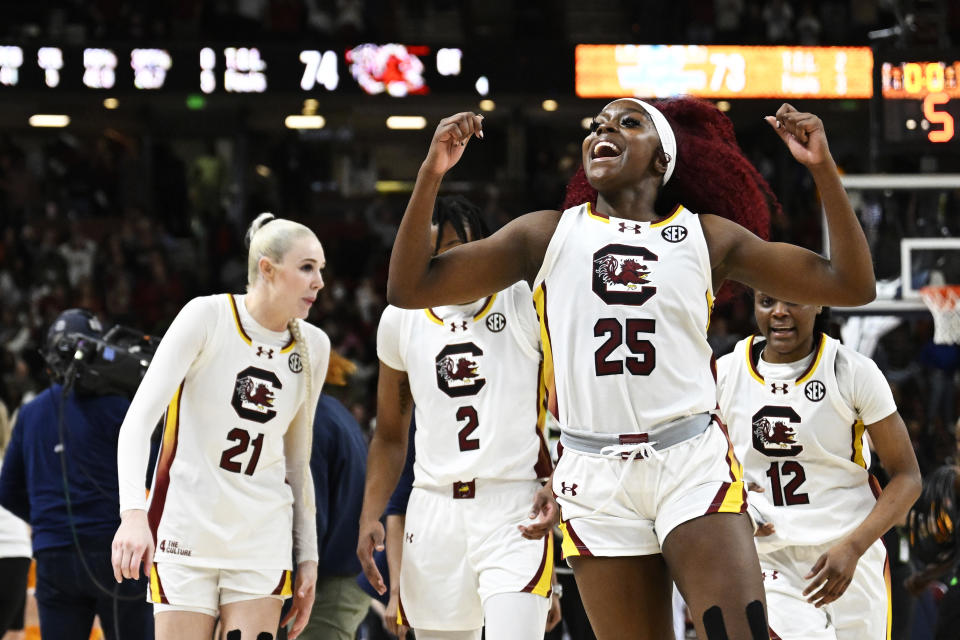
[716,292,920,640]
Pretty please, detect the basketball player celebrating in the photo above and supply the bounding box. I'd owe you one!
[384,98,877,640]
[716,293,920,639]
[357,196,555,640]
[111,214,331,640]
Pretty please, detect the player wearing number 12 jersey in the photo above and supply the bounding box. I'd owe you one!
[112,215,330,640]
[358,197,554,640]
[716,292,920,639]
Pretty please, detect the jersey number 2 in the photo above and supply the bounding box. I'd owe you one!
[766,461,810,506]
[594,318,656,376]
[456,406,480,451]
[219,427,265,475]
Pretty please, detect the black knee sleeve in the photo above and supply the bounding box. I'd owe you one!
[257,634,274,640]
[226,632,241,640]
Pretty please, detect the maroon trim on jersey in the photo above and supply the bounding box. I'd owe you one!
[794,332,825,382]
[538,282,560,423]
[747,335,765,383]
[534,367,553,477]
[769,627,784,640]
[398,594,410,626]
[148,381,184,547]
[471,295,495,320]
[868,473,883,500]
[152,563,169,604]
[562,519,594,557]
[710,352,717,382]
[271,570,290,595]
[228,294,253,344]
[714,416,739,483]
[522,534,551,593]
[281,334,295,351]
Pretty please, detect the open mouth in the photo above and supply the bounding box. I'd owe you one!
[769,327,796,337]
[591,140,622,160]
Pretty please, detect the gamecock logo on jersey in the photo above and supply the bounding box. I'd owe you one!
[435,342,486,398]
[231,366,283,424]
[592,244,658,306]
[751,406,803,457]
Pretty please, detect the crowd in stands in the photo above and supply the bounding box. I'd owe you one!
[0,0,955,47]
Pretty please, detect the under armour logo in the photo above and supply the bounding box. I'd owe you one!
[617,222,643,234]
[560,482,578,496]
[762,570,780,581]
[404,533,414,543]
[770,383,788,394]
[450,321,468,332]
[256,347,274,359]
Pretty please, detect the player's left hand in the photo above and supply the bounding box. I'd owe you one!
[281,560,318,639]
[519,483,559,540]
[802,541,860,607]
[545,591,562,632]
[765,103,832,169]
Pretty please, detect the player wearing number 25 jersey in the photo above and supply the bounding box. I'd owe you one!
[716,292,920,639]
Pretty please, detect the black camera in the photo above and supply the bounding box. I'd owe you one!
[44,309,158,398]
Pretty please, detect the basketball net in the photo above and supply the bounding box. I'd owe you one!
[920,285,960,345]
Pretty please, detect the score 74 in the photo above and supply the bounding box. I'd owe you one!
[300,50,339,91]
[709,52,746,93]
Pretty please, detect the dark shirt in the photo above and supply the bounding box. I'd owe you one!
[0,385,130,552]
[311,394,368,577]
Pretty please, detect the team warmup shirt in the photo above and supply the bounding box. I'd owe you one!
[533,203,717,434]
[377,281,552,487]
[716,333,897,551]
[117,294,329,569]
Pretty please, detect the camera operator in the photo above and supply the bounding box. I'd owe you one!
[0,309,154,640]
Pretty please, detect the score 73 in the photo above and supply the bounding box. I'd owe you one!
[300,50,339,91]
[709,52,746,93]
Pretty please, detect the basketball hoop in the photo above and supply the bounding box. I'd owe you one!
[920,285,960,344]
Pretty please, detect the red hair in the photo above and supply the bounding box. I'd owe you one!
[561,97,775,243]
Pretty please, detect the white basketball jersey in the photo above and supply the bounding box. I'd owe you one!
[149,294,323,570]
[377,282,551,487]
[532,203,716,433]
[717,334,896,550]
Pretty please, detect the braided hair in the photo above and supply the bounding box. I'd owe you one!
[245,212,318,409]
[433,195,489,254]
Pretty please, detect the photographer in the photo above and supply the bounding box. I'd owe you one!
[0,309,154,640]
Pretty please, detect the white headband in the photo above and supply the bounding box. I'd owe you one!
[605,98,677,185]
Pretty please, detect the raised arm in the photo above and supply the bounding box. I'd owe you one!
[704,104,876,307]
[387,112,559,308]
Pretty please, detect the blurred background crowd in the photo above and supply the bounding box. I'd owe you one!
[0,1,959,638]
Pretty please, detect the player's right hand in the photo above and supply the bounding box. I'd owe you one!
[421,112,484,177]
[111,509,154,582]
[357,518,387,595]
[385,591,410,639]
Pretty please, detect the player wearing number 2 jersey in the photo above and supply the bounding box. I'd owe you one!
[358,197,556,640]
[386,97,879,640]
[716,292,920,639]
[111,214,331,640]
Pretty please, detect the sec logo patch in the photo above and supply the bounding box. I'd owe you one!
[661,225,687,243]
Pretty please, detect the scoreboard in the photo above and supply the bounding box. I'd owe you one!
[880,57,959,146]
[575,45,874,99]
[0,43,475,96]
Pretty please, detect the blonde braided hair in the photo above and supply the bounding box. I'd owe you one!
[286,318,312,409]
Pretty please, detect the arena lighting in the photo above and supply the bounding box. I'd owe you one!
[906,119,917,130]
[581,116,594,130]
[255,164,271,177]
[284,114,325,129]
[302,98,319,115]
[28,114,70,127]
[386,116,427,130]
[103,97,119,109]
[542,99,558,111]
[716,100,731,112]
[479,99,495,111]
